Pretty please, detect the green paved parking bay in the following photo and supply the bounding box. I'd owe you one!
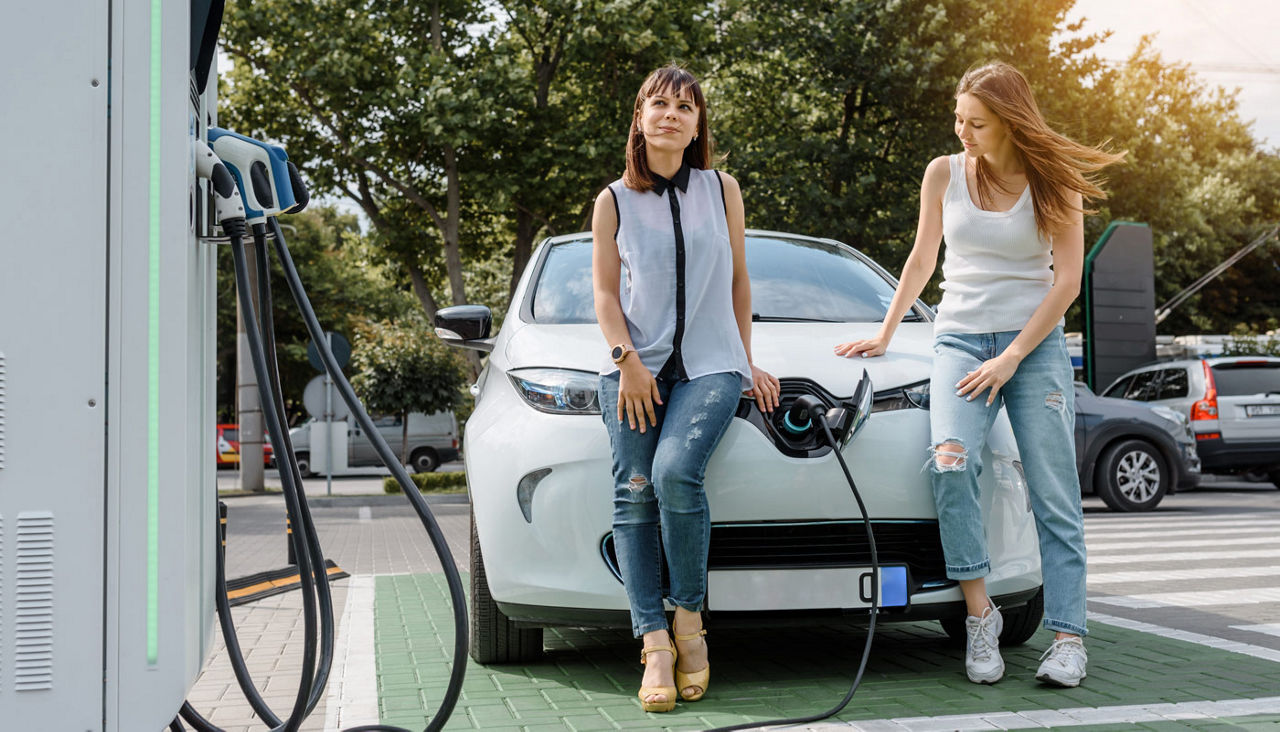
[374,574,1280,730]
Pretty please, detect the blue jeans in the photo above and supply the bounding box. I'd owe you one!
[599,371,741,637]
[929,327,1088,637]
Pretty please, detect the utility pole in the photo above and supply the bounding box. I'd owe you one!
[236,237,266,492]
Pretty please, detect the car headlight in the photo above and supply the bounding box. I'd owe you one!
[507,368,602,415]
[872,379,930,412]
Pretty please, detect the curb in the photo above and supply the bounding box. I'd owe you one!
[217,492,470,507]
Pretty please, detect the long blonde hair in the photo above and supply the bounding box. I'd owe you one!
[957,62,1125,239]
[623,65,715,192]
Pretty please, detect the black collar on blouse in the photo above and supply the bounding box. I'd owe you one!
[651,163,691,196]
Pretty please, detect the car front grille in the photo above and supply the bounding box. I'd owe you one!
[601,520,948,590]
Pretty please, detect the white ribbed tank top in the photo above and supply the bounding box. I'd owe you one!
[935,153,1062,334]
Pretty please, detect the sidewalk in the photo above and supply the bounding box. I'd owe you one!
[216,460,465,498]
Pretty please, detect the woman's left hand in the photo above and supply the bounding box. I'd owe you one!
[956,354,1020,406]
[745,365,781,413]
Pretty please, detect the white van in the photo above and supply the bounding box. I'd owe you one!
[288,411,459,474]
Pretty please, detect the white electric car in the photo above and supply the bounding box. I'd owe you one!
[437,230,1043,663]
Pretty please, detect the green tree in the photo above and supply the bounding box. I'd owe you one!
[216,205,415,424]
[1084,40,1280,333]
[350,317,469,464]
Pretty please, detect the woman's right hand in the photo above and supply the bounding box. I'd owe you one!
[618,360,662,433]
[834,334,889,359]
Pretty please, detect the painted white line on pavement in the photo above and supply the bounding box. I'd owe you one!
[1089,566,1280,584]
[1087,611,1280,663]
[358,506,372,522]
[325,575,379,732]
[1232,624,1280,638]
[1085,522,1280,540]
[1086,535,1268,551]
[1091,587,1280,609]
[1084,517,1280,532]
[822,696,1280,731]
[1089,547,1280,565]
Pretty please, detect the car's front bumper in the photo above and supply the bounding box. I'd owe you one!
[465,373,1043,626]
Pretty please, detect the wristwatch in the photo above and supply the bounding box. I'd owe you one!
[610,344,632,364]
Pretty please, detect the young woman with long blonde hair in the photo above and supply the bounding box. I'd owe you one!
[836,61,1124,687]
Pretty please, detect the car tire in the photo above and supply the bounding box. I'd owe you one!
[938,588,1043,647]
[1095,439,1167,512]
[294,452,314,478]
[470,511,543,664]
[410,447,440,474]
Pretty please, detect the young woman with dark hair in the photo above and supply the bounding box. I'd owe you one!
[591,64,781,712]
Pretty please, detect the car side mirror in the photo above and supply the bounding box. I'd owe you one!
[434,305,496,353]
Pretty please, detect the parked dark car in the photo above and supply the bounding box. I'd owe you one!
[1101,357,1280,487]
[1075,382,1200,512]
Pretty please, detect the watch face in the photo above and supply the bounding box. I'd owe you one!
[611,345,625,361]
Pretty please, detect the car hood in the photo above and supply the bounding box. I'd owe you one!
[502,321,935,395]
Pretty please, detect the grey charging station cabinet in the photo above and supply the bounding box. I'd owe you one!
[1083,222,1157,392]
[0,2,217,728]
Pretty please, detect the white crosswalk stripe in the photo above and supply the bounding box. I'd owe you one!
[1084,510,1280,613]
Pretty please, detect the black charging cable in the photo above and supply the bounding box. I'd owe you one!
[705,395,879,732]
[174,215,467,732]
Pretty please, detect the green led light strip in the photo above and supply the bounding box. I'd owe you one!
[147,0,162,665]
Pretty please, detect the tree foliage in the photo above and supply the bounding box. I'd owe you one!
[216,205,413,423]
[350,316,470,462]
[218,0,1280,339]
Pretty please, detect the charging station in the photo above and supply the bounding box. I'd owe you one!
[1,1,219,728]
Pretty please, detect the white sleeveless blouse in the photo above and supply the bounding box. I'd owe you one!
[600,165,753,390]
[936,153,1063,334]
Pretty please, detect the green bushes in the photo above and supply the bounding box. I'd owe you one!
[384,470,468,494]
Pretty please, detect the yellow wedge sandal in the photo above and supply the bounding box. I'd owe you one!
[638,644,678,712]
[674,628,709,701]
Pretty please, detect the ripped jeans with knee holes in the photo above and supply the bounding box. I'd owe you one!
[928,326,1089,637]
[598,370,741,636]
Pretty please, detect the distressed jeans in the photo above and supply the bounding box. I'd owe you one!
[598,371,741,637]
[929,326,1089,636]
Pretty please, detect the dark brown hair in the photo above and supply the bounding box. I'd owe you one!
[957,62,1126,240]
[622,65,715,191]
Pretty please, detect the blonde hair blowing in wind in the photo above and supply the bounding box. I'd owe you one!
[957,62,1126,240]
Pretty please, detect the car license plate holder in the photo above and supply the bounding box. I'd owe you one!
[706,565,909,612]
[1245,404,1280,417]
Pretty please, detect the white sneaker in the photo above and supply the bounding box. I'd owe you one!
[964,605,1004,684]
[1036,636,1088,687]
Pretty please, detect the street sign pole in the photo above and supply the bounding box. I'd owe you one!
[325,331,333,496]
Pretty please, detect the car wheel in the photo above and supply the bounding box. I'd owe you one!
[1095,439,1167,512]
[938,588,1043,647]
[470,511,543,664]
[410,448,440,474]
[294,452,314,478]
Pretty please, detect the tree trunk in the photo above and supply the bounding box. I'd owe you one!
[510,209,536,297]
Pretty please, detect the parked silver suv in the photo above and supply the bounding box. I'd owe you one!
[288,411,459,475]
[1101,357,1280,487]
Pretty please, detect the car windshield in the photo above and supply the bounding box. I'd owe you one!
[1211,362,1280,396]
[529,235,911,324]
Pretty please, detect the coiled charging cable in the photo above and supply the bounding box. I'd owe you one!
[174,215,467,732]
[706,403,880,732]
